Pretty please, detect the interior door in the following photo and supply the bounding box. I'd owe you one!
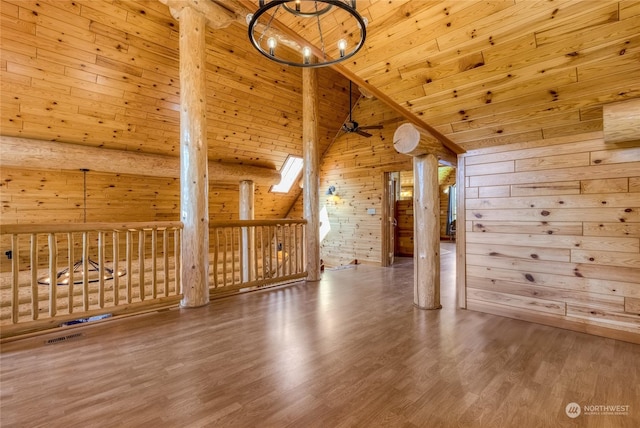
[381,172,398,267]
[388,176,397,266]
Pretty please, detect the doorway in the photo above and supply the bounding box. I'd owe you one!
[381,170,412,266]
[382,167,457,266]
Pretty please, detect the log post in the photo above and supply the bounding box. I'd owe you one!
[239,180,255,282]
[178,6,209,308]
[303,66,321,281]
[413,154,442,309]
[394,124,442,310]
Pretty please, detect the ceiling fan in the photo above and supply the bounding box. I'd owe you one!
[341,81,383,138]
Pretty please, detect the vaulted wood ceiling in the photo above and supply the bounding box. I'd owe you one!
[1,0,639,214]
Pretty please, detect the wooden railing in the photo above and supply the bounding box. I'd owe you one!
[208,219,307,294]
[1,219,307,338]
[0,222,183,338]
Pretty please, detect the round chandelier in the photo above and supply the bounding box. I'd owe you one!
[247,0,368,68]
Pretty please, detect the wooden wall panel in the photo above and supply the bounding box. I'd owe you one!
[0,167,292,225]
[288,98,460,266]
[460,131,640,342]
[288,99,411,267]
[395,199,413,256]
[0,0,353,228]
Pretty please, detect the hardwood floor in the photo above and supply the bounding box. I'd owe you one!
[1,243,639,427]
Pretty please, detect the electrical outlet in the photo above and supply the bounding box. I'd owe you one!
[367,208,376,215]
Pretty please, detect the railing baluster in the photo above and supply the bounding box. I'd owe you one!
[299,224,304,273]
[30,234,38,320]
[163,228,169,297]
[223,228,228,287]
[283,225,287,276]
[174,228,181,295]
[231,226,237,286]
[231,227,242,285]
[151,228,157,299]
[287,224,292,276]
[126,230,132,304]
[284,225,288,276]
[276,225,281,278]
[302,223,306,273]
[138,230,145,301]
[254,226,260,281]
[268,225,273,278]
[262,226,267,279]
[113,231,120,306]
[293,225,298,274]
[48,233,57,317]
[82,232,89,311]
[11,234,19,324]
[98,231,105,309]
[67,233,74,314]
[213,228,219,288]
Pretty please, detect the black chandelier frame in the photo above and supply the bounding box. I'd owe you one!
[247,0,367,68]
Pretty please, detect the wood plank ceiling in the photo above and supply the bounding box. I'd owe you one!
[1,0,639,218]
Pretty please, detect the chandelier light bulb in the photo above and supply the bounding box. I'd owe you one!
[295,0,301,12]
[267,37,277,56]
[302,46,312,64]
[338,39,347,57]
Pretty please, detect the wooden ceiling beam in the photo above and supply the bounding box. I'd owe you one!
[0,136,281,185]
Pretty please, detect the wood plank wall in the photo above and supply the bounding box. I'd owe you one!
[289,98,460,267]
[0,167,289,225]
[287,94,470,267]
[289,98,412,267]
[395,199,413,257]
[0,0,353,231]
[460,131,640,342]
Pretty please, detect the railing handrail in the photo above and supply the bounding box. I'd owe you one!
[0,221,184,235]
[0,220,305,235]
[209,219,307,228]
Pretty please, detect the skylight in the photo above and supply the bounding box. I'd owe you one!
[271,156,303,193]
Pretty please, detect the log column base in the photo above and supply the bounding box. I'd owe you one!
[413,303,443,310]
[180,301,210,309]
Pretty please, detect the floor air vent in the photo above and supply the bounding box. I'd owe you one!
[45,332,83,345]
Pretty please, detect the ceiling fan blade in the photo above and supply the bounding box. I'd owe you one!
[356,130,372,138]
[359,125,383,130]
